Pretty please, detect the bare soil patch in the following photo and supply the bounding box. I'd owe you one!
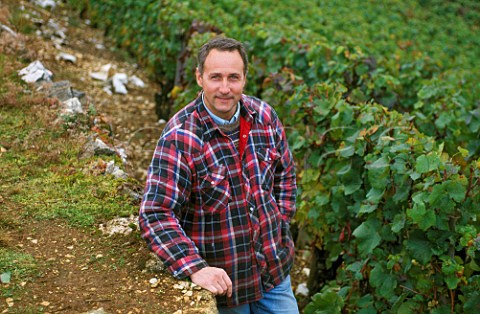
[1,201,213,313]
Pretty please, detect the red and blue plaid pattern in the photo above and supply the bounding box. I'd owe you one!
[139,94,297,307]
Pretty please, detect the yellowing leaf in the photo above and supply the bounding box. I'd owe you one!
[169,85,183,99]
[381,136,395,142]
[457,146,469,158]
[368,125,379,135]
[407,138,417,146]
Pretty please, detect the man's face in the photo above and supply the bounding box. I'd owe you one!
[196,49,246,120]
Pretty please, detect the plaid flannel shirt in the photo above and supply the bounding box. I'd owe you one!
[139,94,297,307]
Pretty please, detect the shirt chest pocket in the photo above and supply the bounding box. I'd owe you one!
[255,147,280,191]
[197,165,231,214]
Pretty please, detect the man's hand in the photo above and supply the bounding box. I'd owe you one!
[190,267,232,297]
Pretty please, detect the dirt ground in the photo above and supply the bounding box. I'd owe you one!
[0,1,309,313]
[1,203,213,314]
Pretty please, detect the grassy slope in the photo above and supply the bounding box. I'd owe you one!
[0,27,140,309]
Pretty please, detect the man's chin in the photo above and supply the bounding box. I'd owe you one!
[214,101,235,109]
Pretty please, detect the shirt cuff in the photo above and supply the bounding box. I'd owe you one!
[169,254,209,279]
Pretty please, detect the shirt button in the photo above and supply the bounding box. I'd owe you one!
[211,181,215,185]
[250,207,254,212]
[242,135,247,138]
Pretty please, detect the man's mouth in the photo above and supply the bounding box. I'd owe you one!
[216,96,233,101]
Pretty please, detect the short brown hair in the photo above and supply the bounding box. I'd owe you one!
[197,37,248,76]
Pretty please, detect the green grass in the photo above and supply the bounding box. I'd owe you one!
[15,170,139,226]
[0,109,139,227]
[9,7,36,34]
[0,249,37,297]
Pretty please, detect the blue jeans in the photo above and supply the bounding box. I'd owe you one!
[218,275,299,314]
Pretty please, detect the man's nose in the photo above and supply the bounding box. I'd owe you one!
[219,79,230,93]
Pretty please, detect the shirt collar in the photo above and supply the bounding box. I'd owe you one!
[201,92,240,126]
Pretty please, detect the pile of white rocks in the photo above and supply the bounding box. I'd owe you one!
[90,63,145,95]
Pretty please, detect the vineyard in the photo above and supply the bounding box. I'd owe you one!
[67,0,480,312]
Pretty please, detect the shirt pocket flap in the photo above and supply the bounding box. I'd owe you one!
[256,147,280,164]
[198,165,230,214]
[200,164,227,188]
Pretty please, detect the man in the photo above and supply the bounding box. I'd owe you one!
[139,37,298,313]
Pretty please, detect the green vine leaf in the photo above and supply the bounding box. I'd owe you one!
[406,231,434,265]
[365,156,389,170]
[369,264,397,298]
[352,219,382,256]
[445,180,466,203]
[415,153,440,173]
[391,213,406,233]
[304,290,344,314]
[407,202,436,231]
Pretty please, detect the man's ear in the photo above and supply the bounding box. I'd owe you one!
[195,68,203,87]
